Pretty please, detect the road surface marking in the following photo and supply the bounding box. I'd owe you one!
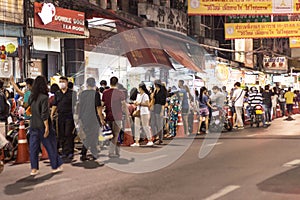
[143,155,167,162]
[34,178,71,189]
[203,185,240,200]
[283,159,300,167]
[205,142,223,147]
[247,134,260,137]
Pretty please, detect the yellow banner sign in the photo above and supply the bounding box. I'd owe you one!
[290,37,300,48]
[188,0,300,15]
[225,21,300,39]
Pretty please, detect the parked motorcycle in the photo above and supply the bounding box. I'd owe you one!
[209,106,233,133]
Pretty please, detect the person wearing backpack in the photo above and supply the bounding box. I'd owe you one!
[0,80,10,124]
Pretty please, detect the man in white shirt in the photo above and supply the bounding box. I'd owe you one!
[231,82,245,129]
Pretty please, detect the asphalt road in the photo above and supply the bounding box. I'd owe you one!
[1,115,300,200]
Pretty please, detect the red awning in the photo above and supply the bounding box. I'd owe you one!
[116,23,205,72]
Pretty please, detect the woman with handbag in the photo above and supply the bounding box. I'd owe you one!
[131,83,153,147]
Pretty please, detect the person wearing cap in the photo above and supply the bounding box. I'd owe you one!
[150,79,167,144]
[78,78,104,164]
[51,76,76,161]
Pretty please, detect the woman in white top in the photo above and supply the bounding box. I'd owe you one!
[271,87,278,119]
[131,83,153,147]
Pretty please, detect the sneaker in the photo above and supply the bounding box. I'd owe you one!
[30,170,39,176]
[238,126,244,130]
[146,141,154,146]
[130,143,140,147]
[154,140,163,145]
[52,166,63,174]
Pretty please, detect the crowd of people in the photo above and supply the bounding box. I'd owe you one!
[0,75,300,176]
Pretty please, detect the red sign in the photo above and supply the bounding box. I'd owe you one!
[34,2,85,36]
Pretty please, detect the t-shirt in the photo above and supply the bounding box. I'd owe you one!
[53,89,75,117]
[136,93,150,115]
[178,88,189,109]
[262,91,273,107]
[23,90,31,119]
[23,90,31,105]
[232,88,245,107]
[199,95,209,109]
[284,91,294,104]
[102,88,126,121]
[79,90,101,126]
[248,92,263,107]
[210,91,225,107]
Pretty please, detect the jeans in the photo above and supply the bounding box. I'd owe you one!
[58,117,75,156]
[279,102,286,116]
[262,105,272,122]
[151,110,164,140]
[107,120,121,156]
[235,106,244,127]
[134,114,152,141]
[29,127,63,170]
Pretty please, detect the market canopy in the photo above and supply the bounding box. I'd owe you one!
[92,23,206,72]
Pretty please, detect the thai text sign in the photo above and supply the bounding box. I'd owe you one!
[34,2,85,35]
[188,0,300,15]
[225,21,300,39]
[263,56,287,71]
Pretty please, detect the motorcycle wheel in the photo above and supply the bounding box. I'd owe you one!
[225,120,233,131]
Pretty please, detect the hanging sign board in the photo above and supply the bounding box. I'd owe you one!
[225,21,300,39]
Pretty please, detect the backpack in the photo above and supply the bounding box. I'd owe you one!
[0,91,9,120]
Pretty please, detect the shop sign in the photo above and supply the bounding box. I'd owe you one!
[263,56,288,71]
[138,3,188,34]
[28,60,42,79]
[289,37,300,48]
[0,59,13,78]
[225,21,300,39]
[34,2,85,35]
[188,0,299,15]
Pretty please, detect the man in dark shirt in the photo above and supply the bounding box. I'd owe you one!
[99,76,128,158]
[51,76,76,160]
[262,85,273,125]
[151,79,167,144]
[78,78,104,164]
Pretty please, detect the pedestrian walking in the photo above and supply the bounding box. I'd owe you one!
[78,78,104,164]
[178,80,190,135]
[262,85,273,124]
[271,87,278,119]
[131,83,153,147]
[50,76,76,161]
[198,87,212,134]
[28,76,63,176]
[150,80,167,145]
[231,82,246,129]
[284,87,295,120]
[167,87,180,138]
[278,89,286,117]
[99,77,128,158]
